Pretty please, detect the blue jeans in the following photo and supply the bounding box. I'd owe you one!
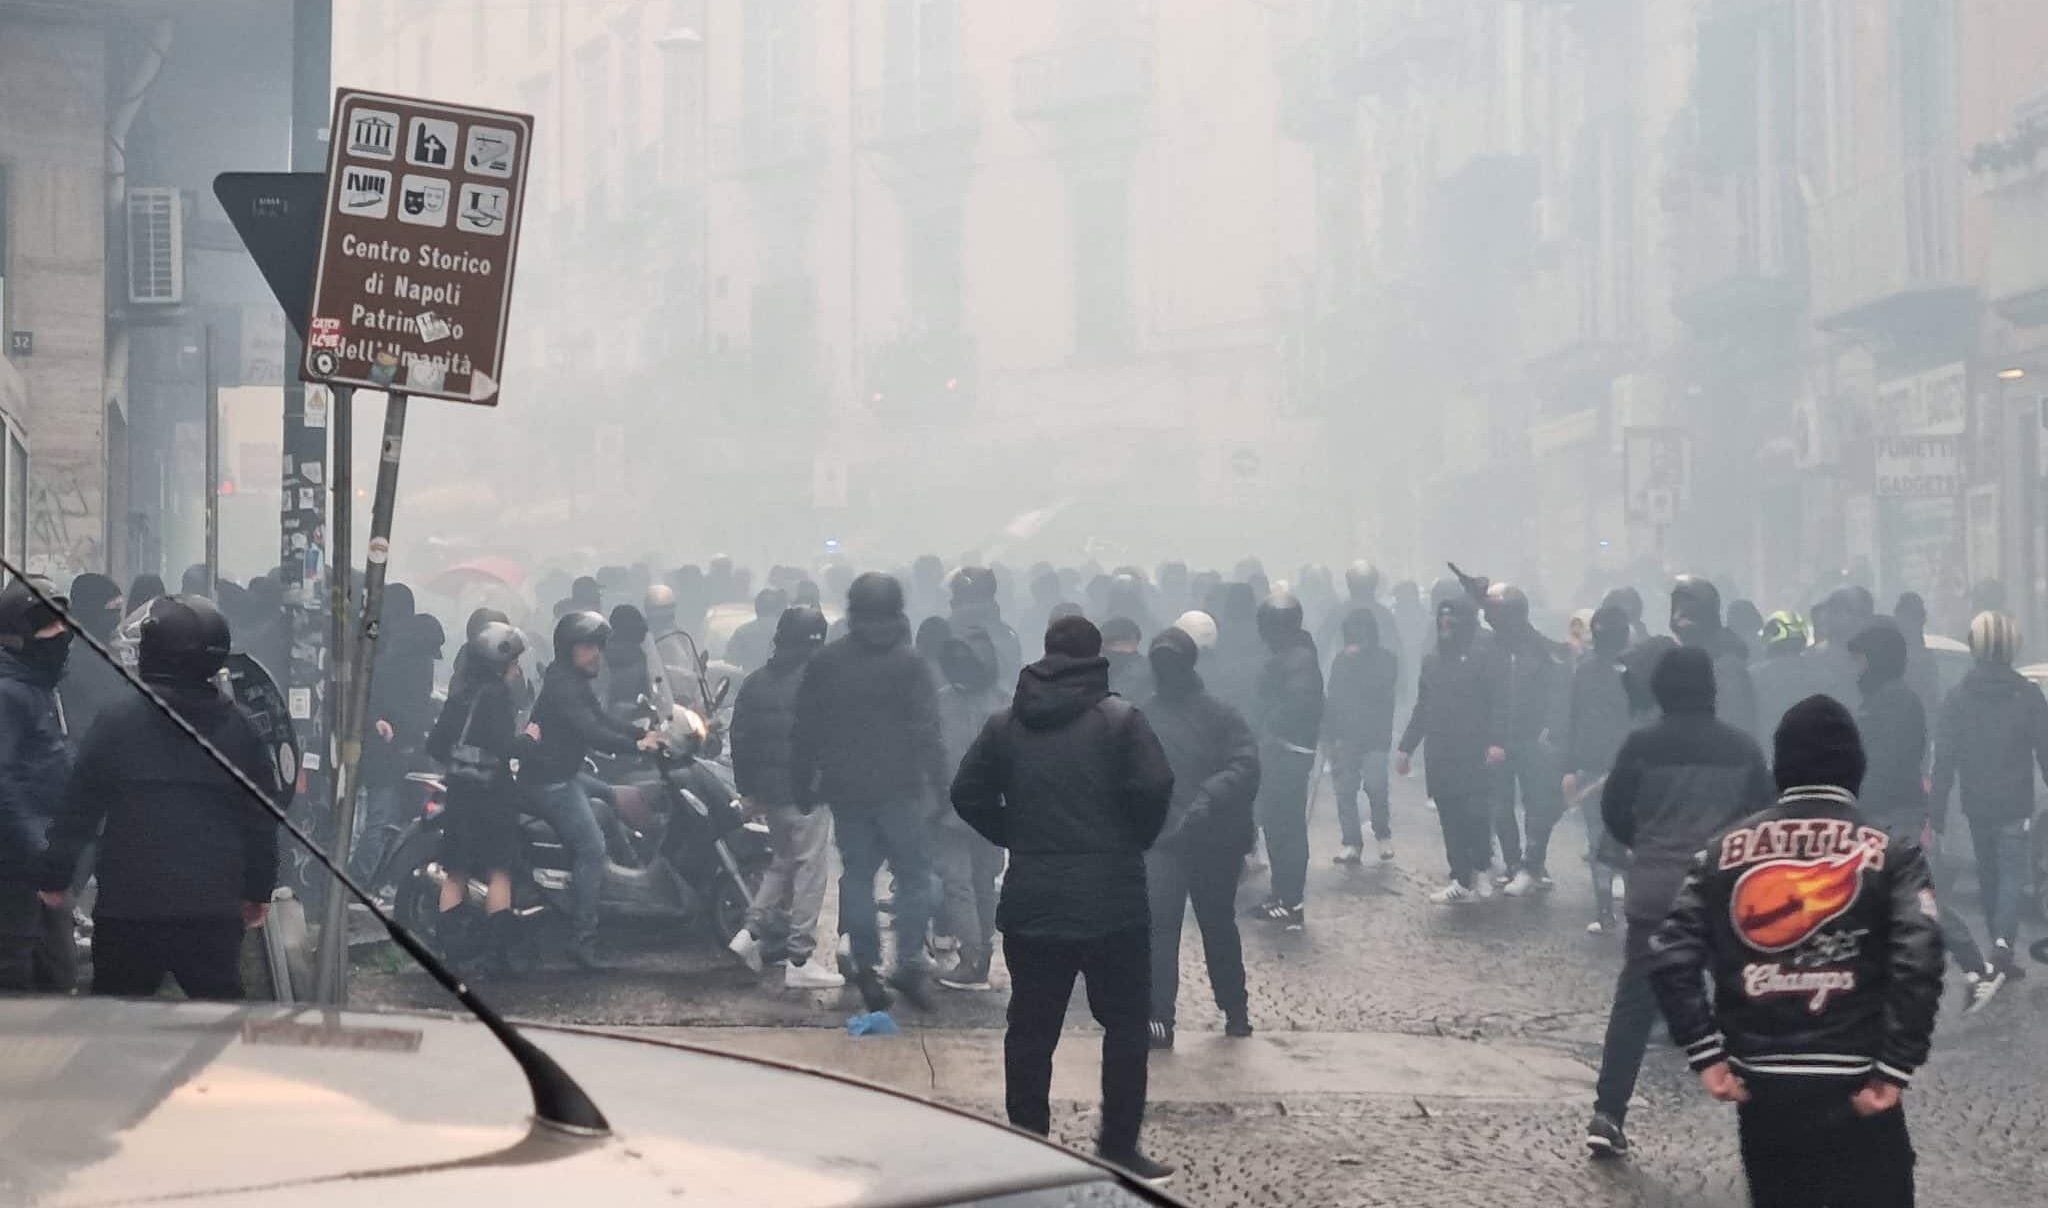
[532,779,607,946]
[1969,815,2030,954]
[834,801,933,973]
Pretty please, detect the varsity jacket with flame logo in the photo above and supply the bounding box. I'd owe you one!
[1648,786,1945,1089]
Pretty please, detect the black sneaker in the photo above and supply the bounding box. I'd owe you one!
[1245,897,1282,921]
[888,968,937,1013]
[1149,1021,1175,1051]
[1225,1015,1253,1039]
[1282,904,1305,932]
[1585,1112,1630,1160]
[1100,1149,1175,1184]
[937,956,992,992]
[854,967,894,1013]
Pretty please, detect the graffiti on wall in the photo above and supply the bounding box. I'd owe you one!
[27,469,102,579]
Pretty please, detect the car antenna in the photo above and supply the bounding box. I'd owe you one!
[2,561,609,1137]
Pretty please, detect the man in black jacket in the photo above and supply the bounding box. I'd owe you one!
[1650,695,1942,1208]
[0,575,76,992]
[38,597,282,1000]
[1483,584,1569,896]
[1586,646,1774,1158]
[1142,626,1259,1049]
[1929,611,2048,983]
[1671,575,1758,737]
[1324,608,1399,864]
[727,606,843,991]
[528,611,664,968]
[1249,592,1323,929]
[951,615,1175,1183]
[1398,596,1507,904]
[792,573,949,1012]
[1562,605,1633,934]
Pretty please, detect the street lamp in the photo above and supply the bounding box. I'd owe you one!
[1998,366,2027,381]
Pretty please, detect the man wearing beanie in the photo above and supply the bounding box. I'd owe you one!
[1139,626,1260,1050]
[1650,695,1943,1207]
[1585,645,1774,1159]
[951,614,1176,1183]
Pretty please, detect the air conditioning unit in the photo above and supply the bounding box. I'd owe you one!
[126,187,184,305]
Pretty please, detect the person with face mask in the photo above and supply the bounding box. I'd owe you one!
[1101,617,1152,704]
[1481,583,1570,897]
[1670,576,1758,737]
[527,611,666,968]
[37,596,282,1000]
[1562,605,1634,934]
[60,574,126,740]
[0,576,76,992]
[1141,626,1259,1049]
[1396,596,1507,904]
[932,628,1010,993]
[1324,608,1399,865]
[1247,592,1323,930]
[425,621,536,975]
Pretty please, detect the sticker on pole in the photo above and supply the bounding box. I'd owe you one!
[367,536,391,565]
[302,88,532,405]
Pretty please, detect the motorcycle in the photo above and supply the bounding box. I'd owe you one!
[377,689,769,952]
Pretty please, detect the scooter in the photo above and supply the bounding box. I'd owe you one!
[378,693,768,952]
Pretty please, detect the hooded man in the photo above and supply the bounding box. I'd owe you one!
[1203,582,1263,720]
[727,605,844,991]
[0,576,75,992]
[1482,583,1570,896]
[1753,611,1830,742]
[932,627,1010,993]
[1397,596,1508,903]
[1562,604,1634,934]
[1670,576,1758,737]
[61,573,127,740]
[948,566,1024,690]
[950,615,1175,1183]
[1247,591,1323,930]
[356,587,439,882]
[1847,620,1926,838]
[1142,626,1259,1049]
[1585,645,1773,1159]
[791,572,949,1012]
[1650,695,1942,1208]
[1318,562,1399,673]
[1324,608,1399,864]
[1929,611,2048,984]
[725,588,788,676]
[1101,617,1153,703]
[1893,592,1941,725]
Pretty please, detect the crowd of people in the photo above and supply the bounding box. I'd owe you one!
[0,548,2034,1200]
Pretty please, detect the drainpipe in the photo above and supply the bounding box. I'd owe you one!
[103,18,174,579]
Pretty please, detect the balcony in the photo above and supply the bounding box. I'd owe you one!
[1986,166,2048,326]
[858,73,982,151]
[711,103,830,179]
[1273,42,1354,144]
[1012,37,1152,125]
[1669,166,1805,330]
[1808,155,1974,345]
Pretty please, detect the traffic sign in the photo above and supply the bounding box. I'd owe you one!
[302,88,532,405]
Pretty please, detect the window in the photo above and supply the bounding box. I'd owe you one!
[1070,172,1133,359]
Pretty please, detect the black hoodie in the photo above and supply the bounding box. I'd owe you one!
[791,609,948,810]
[950,653,1174,940]
[1398,598,1507,799]
[1144,638,1261,856]
[1849,622,1927,832]
[1930,660,2048,825]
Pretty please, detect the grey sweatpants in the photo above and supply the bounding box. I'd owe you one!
[744,803,834,965]
[935,824,1003,967]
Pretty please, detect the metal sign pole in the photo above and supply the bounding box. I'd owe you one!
[329,384,354,763]
[314,390,406,1005]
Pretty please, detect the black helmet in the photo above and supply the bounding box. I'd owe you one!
[847,572,906,618]
[465,621,527,672]
[553,610,612,663]
[0,574,66,643]
[1256,590,1305,644]
[774,604,829,652]
[138,594,232,684]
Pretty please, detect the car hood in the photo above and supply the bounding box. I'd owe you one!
[0,998,1115,1207]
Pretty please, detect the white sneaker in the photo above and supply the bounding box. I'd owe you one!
[1429,881,1476,905]
[1334,845,1364,866]
[1377,840,1397,862]
[785,957,846,990]
[728,928,764,974]
[1502,870,1538,898]
[1473,876,1496,901]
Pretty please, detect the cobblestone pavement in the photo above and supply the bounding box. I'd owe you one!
[356,771,2048,1206]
